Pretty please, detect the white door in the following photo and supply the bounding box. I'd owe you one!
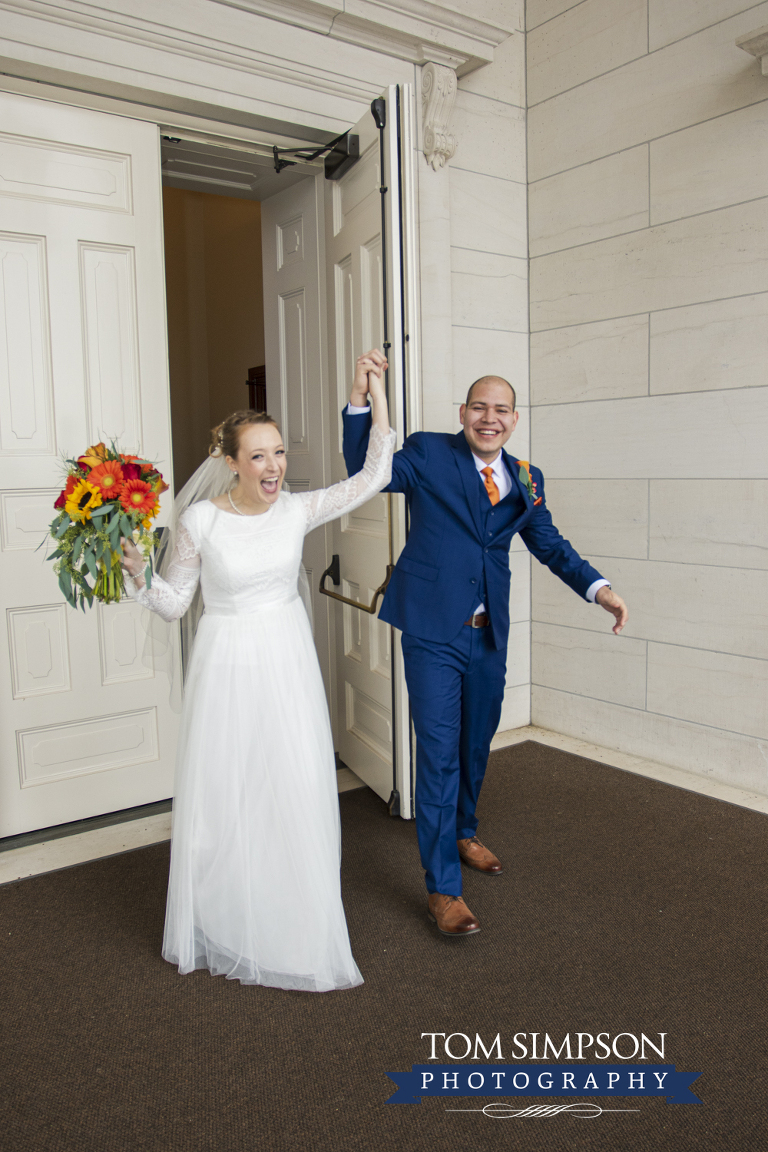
[261,174,334,701]
[0,92,179,837]
[323,86,417,816]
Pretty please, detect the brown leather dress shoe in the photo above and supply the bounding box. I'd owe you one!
[457,836,503,875]
[427,893,481,936]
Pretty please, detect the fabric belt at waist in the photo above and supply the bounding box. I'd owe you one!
[203,594,301,618]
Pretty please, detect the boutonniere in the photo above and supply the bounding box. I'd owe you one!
[517,461,543,506]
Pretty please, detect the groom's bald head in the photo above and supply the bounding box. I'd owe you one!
[466,376,516,410]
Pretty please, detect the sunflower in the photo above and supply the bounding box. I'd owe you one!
[119,479,156,518]
[65,479,103,522]
[88,459,124,498]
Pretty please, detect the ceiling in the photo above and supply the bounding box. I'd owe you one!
[160,135,318,201]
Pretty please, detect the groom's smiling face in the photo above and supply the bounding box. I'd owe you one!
[459,378,519,462]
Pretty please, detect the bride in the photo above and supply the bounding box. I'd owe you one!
[120,356,393,992]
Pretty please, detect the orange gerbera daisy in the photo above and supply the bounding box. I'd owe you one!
[119,479,156,517]
[88,459,124,498]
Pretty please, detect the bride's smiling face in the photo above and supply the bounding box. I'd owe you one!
[228,423,287,509]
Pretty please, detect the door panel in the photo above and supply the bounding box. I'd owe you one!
[0,91,178,837]
[324,86,414,815]
[261,175,333,704]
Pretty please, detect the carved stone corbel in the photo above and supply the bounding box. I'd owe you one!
[736,25,768,74]
[421,62,457,170]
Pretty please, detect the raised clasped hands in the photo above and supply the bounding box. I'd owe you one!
[595,585,629,634]
[349,347,389,431]
[350,348,388,407]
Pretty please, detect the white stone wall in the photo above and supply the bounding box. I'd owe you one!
[527,1,768,790]
[441,4,531,729]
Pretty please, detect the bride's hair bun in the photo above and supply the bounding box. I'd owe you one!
[209,410,281,459]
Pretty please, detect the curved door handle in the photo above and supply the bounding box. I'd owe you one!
[319,554,394,615]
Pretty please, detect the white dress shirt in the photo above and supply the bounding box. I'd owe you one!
[346,405,610,607]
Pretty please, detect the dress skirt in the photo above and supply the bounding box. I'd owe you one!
[162,594,363,992]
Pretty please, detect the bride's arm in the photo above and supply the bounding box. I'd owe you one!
[298,424,396,533]
[299,361,395,532]
[120,521,201,622]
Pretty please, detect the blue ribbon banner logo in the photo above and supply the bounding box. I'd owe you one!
[385,1064,702,1105]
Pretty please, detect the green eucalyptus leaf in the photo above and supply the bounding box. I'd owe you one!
[144,564,152,590]
[83,549,98,581]
[58,569,74,607]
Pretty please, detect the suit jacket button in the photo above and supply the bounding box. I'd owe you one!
[470,579,477,584]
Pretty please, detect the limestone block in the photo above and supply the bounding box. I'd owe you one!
[531,387,768,479]
[542,478,648,560]
[650,293,768,395]
[532,620,647,709]
[647,643,768,740]
[530,314,648,404]
[531,201,768,330]
[529,145,648,256]
[527,0,647,106]
[450,167,527,258]
[649,479,768,570]
[651,103,768,224]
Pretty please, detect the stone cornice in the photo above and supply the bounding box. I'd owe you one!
[213,0,516,73]
[0,0,382,103]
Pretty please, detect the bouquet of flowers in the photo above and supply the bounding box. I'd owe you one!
[46,442,169,610]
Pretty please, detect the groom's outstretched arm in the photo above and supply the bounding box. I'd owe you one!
[519,465,605,599]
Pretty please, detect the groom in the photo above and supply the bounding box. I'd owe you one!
[342,351,628,937]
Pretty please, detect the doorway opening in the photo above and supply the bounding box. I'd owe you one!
[159,134,313,493]
[158,111,411,814]
[158,134,353,752]
[162,183,264,491]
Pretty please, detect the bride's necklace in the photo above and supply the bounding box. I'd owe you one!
[228,487,266,517]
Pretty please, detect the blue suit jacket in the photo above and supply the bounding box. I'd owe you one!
[342,411,604,650]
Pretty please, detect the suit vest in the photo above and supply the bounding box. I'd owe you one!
[469,466,527,617]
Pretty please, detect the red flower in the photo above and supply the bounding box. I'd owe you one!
[121,462,142,482]
[119,479,156,518]
[54,475,77,510]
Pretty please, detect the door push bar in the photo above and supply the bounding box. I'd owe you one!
[319,554,394,615]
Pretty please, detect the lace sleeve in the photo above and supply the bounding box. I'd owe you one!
[123,522,201,622]
[298,424,396,534]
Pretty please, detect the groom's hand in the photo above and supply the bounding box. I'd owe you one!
[595,586,628,634]
[350,348,387,406]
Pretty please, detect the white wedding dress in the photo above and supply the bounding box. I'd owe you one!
[126,424,395,992]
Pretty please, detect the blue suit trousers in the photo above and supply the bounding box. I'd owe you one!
[402,625,507,896]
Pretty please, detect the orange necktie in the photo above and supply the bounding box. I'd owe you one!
[481,466,500,506]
